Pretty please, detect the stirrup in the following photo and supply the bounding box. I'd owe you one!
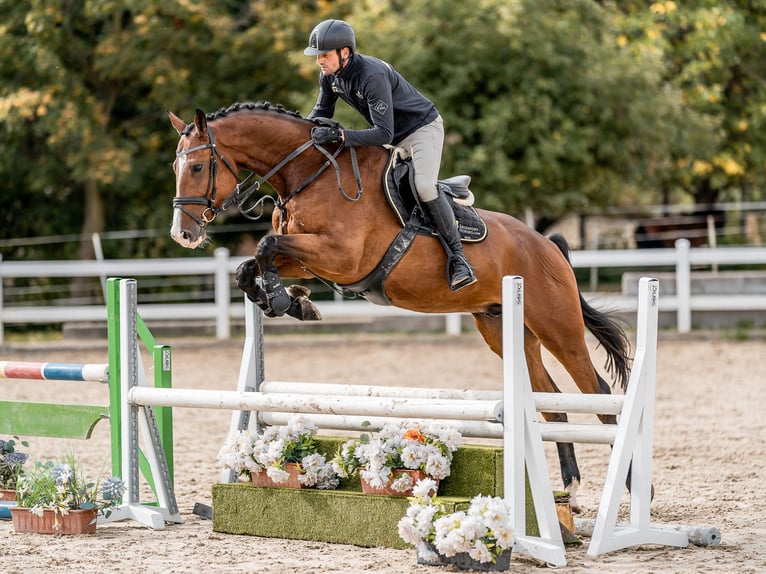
[447,256,477,292]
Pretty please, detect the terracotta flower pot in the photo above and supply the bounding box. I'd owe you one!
[0,488,16,502]
[10,507,98,535]
[251,462,305,489]
[360,469,438,497]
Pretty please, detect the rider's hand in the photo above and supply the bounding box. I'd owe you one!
[311,126,343,145]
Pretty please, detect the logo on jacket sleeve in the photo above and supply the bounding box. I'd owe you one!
[373,99,389,114]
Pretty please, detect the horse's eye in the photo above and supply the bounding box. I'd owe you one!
[192,163,204,173]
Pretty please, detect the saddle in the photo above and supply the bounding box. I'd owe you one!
[382,150,488,243]
[338,149,487,305]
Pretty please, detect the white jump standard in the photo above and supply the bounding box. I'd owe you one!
[114,275,720,566]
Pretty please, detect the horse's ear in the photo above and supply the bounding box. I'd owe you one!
[167,110,187,135]
[194,108,208,138]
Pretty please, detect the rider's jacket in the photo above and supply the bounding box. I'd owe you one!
[307,53,439,147]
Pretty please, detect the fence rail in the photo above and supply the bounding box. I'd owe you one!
[2,238,766,344]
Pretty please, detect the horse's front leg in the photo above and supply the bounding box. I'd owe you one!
[234,260,279,316]
[235,236,321,321]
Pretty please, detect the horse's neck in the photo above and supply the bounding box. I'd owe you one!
[218,115,308,178]
[217,113,388,197]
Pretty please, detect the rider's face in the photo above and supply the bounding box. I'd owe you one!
[316,48,348,75]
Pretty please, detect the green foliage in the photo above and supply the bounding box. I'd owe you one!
[650,1,766,205]
[347,0,699,216]
[0,436,30,490]
[1,0,765,257]
[0,0,318,260]
[15,454,125,515]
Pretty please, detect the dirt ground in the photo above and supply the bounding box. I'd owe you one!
[0,330,764,573]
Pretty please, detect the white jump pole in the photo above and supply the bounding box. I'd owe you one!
[503,275,567,567]
[258,412,502,439]
[128,386,503,423]
[260,381,625,415]
[574,517,720,548]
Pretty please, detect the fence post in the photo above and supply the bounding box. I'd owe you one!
[214,247,231,339]
[445,313,462,336]
[675,238,691,333]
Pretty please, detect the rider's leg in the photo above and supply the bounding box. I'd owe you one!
[399,115,476,291]
[422,193,477,290]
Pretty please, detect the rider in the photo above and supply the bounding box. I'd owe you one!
[304,19,477,291]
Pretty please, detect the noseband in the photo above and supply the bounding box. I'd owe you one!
[173,120,363,232]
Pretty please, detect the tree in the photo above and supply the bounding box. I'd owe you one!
[0,0,316,260]
[646,0,766,206]
[345,0,700,225]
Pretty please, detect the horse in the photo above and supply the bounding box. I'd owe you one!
[167,102,632,511]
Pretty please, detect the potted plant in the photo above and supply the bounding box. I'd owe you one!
[331,421,462,496]
[11,455,125,535]
[0,436,30,500]
[218,415,339,489]
[398,479,515,571]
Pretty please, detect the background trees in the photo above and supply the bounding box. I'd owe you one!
[1,0,764,260]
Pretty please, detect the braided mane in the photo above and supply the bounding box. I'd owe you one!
[207,101,307,122]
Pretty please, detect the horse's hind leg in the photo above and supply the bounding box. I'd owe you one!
[525,334,585,512]
[472,313,584,511]
[531,311,651,499]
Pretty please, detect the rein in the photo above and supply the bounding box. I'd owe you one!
[173,122,364,231]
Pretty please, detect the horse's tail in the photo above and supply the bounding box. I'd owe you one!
[547,233,632,391]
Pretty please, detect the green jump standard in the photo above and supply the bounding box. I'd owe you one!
[212,438,573,549]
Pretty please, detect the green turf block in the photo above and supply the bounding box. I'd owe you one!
[213,484,473,548]
[313,437,503,498]
[212,439,542,547]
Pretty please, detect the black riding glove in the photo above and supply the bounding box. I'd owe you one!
[311,126,343,145]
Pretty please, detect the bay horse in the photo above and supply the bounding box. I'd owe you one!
[167,102,631,510]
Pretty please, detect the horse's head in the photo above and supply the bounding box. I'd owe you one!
[168,108,241,248]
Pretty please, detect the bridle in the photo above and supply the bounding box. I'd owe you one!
[172,120,363,232]
[172,126,238,228]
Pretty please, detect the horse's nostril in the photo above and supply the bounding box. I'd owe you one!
[181,230,191,241]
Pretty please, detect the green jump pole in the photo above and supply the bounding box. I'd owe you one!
[137,317,174,485]
[107,278,122,479]
[106,277,174,493]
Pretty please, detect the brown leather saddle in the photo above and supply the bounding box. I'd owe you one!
[338,150,487,304]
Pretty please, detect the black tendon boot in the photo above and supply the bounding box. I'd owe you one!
[422,194,477,291]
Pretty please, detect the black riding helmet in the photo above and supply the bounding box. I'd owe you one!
[304,19,356,56]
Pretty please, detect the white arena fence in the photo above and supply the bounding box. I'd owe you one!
[2,238,766,344]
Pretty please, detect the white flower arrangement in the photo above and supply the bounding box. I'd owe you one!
[217,415,339,489]
[398,479,515,565]
[331,421,462,492]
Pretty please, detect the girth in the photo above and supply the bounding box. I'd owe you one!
[338,150,488,305]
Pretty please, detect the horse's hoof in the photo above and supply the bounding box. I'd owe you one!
[235,259,259,292]
[286,287,322,321]
[568,481,581,514]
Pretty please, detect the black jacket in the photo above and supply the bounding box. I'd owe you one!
[307,53,439,147]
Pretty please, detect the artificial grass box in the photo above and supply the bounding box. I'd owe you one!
[211,438,539,548]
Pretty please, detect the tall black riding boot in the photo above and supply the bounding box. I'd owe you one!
[422,194,477,291]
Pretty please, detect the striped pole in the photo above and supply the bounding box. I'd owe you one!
[0,361,108,383]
